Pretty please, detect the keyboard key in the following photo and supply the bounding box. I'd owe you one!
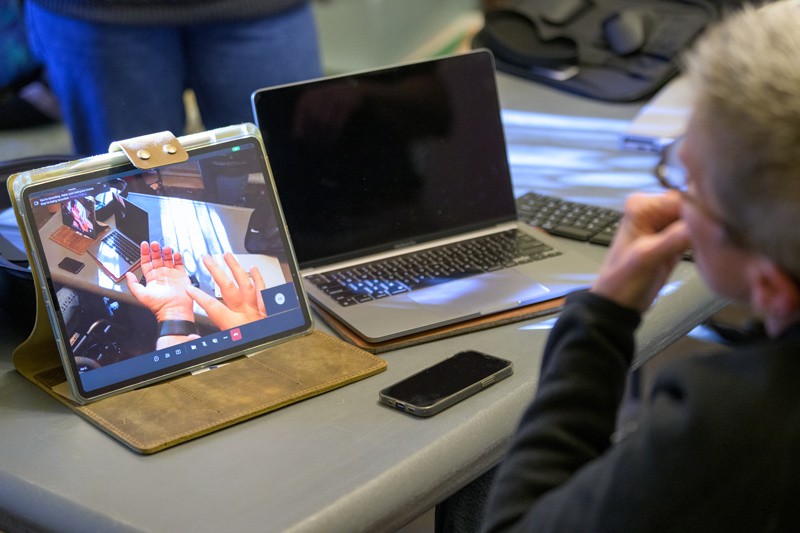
[589,221,619,246]
[549,225,596,241]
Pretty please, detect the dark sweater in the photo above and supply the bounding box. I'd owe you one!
[483,291,800,532]
[28,0,309,25]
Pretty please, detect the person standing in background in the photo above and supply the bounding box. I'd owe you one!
[0,0,60,129]
[25,0,322,155]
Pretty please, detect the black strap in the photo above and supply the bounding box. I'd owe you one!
[158,320,198,337]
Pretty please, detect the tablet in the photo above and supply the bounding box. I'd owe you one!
[11,124,314,403]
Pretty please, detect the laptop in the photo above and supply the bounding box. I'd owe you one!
[86,194,150,282]
[14,125,314,403]
[251,50,597,343]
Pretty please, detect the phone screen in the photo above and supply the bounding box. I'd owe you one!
[379,350,513,416]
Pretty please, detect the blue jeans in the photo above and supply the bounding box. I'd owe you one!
[1,0,39,88]
[26,2,322,155]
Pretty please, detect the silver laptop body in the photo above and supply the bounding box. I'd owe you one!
[252,50,596,342]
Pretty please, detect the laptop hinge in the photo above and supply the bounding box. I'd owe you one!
[108,131,189,170]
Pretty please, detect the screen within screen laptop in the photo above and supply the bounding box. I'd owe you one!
[252,50,518,268]
[19,136,313,403]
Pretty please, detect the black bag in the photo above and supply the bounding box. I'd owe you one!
[1,155,77,333]
[474,0,722,102]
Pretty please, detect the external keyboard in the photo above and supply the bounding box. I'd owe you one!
[517,192,693,261]
[306,229,560,307]
[516,192,622,246]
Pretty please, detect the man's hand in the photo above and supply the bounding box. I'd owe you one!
[125,241,195,322]
[591,191,691,312]
[186,252,268,330]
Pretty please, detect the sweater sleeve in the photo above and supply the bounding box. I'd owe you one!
[482,290,641,532]
[482,292,800,532]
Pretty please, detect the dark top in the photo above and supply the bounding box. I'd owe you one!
[29,0,309,25]
[483,291,800,532]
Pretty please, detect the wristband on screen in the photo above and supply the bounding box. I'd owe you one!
[158,319,198,337]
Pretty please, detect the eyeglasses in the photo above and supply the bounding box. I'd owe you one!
[654,136,746,246]
[654,136,691,193]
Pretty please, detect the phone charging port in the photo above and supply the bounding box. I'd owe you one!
[394,402,405,411]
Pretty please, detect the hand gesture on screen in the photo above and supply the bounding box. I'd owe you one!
[186,252,268,330]
[125,241,195,323]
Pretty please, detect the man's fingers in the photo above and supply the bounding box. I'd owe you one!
[173,250,184,269]
[148,241,165,268]
[223,252,253,292]
[250,267,267,316]
[125,271,144,299]
[186,285,227,321]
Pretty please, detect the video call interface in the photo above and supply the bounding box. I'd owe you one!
[25,141,310,396]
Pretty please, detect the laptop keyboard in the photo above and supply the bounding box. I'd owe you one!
[102,231,140,265]
[516,192,622,246]
[305,229,561,307]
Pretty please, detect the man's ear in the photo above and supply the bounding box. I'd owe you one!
[748,256,800,318]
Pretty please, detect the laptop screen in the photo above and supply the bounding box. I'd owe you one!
[252,50,516,269]
[20,137,313,402]
[113,193,150,245]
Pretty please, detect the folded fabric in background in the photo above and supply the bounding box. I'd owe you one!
[474,0,722,102]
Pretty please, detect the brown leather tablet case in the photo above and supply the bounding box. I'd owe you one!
[7,130,387,455]
[14,325,386,454]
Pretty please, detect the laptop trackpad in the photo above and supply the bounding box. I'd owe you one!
[406,271,550,314]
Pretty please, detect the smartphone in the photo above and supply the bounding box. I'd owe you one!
[378,350,513,417]
[57,256,85,274]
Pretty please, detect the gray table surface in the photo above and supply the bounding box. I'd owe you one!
[0,73,723,533]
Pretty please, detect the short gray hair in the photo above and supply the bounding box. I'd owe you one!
[684,1,800,279]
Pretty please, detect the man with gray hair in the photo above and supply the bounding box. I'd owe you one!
[482,2,800,530]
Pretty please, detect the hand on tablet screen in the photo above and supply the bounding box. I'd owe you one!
[125,241,195,323]
[126,244,268,348]
[186,252,268,330]
[125,241,199,349]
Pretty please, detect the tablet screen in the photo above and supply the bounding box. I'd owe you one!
[20,137,313,402]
